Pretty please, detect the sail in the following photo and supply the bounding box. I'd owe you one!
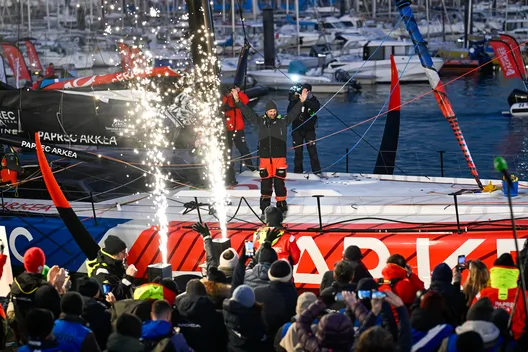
[499,34,526,79]
[1,43,31,81]
[490,40,523,79]
[24,40,43,73]
[373,55,400,175]
[117,43,133,72]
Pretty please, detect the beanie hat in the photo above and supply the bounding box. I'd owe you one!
[432,263,453,283]
[491,308,510,336]
[207,267,227,284]
[218,248,238,273]
[77,277,100,297]
[494,253,515,267]
[296,292,317,315]
[343,245,363,261]
[26,308,54,340]
[232,285,255,308]
[116,313,143,339]
[269,260,292,283]
[60,291,84,316]
[24,247,46,273]
[357,278,378,291]
[467,297,494,322]
[265,206,283,226]
[256,241,278,264]
[456,331,484,352]
[301,83,312,92]
[104,235,127,255]
[186,279,207,296]
[316,313,354,349]
[265,100,278,112]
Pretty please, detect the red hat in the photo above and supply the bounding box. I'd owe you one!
[24,247,46,273]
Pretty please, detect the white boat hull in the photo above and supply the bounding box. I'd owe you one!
[510,103,528,117]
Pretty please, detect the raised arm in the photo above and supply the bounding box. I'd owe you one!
[285,88,309,125]
[232,88,260,125]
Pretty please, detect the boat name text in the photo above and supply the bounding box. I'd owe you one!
[21,140,78,159]
[37,132,118,146]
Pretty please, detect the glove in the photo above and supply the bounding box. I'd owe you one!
[265,227,282,243]
[320,287,336,306]
[192,222,211,239]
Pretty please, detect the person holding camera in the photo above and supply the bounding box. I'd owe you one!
[287,83,322,175]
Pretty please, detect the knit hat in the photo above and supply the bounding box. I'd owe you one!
[256,241,278,264]
[343,245,363,261]
[232,285,255,308]
[265,206,283,226]
[296,292,317,315]
[104,235,127,255]
[186,279,207,296]
[26,309,55,340]
[301,83,312,92]
[116,313,143,339]
[467,297,494,322]
[219,248,239,274]
[357,278,378,291]
[456,331,484,352]
[316,313,354,349]
[207,267,227,284]
[269,260,292,283]
[494,253,515,267]
[432,263,453,283]
[24,247,46,273]
[265,100,278,112]
[60,291,84,316]
[77,277,100,297]
[491,308,510,336]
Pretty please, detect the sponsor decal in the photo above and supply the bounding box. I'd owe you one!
[105,118,129,133]
[20,140,78,159]
[37,131,118,146]
[1,202,53,212]
[0,109,19,135]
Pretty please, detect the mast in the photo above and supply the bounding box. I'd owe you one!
[393,0,483,189]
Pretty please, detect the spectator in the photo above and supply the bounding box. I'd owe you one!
[491,308,523,351]
[472,253,526,340]
[378,254,425,308]
[107,313,144,352]
[356,278,398,339]
[356,326,395,352]
[17,309,69,352]
[201,267,231,310]
[141,300,191,351]
[254,260,298,338]
[87,235,137,300]
[426,263,466,326]
[244,241,278,289]
[77,277,112,350]
[276,292,317,352]
[45,63,55,78]
[320,245,372,293]
[319,260,357,312]
[52,291,101,352]
[463,259,489,306]
[222,285,268,351]
[455,330,484,352]
[10,247,63,344]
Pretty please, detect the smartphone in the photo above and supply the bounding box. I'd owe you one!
[244,241,254,257]
[358,290,371,299]
[335,292,344,301]
[102,284,111,295]
[458,255,466,266]
[371,291,387,299]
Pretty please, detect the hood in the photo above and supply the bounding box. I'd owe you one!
[382,263,407,280]
[107,333,144,352]
[14,272,47,294]
[490,266,519,300]
[178,295,216,318]
[251,263,271,281]
[133,283,176,304]
[455,320,500,344]
[142,320,172,340]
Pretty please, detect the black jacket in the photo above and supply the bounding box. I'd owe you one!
[244,263,272,290]
[81,296,112,350]
[106,333,144,352]
[427,280,466,327]
[10,272,61,344]
[319,260,373,294]
[254,281,298,339]
[87,250,134,301]
[287,95,321,131]
[236,101,302,158]
[222,299,269,352]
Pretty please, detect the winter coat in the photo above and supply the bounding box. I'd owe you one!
[81,296,112,350]
[201,280,231,310]
[253,227,301,266]
[53,313,101,352]
[86,249,134,300]
[416,280,466,327]
[319,260,373,294]
[223,92,249,131]
[106,333,144,352]
[177,294,227,352]
[287,95,321,131]
[110,299,153,327]
[141,320,191,352]
[222,299,269,352]
[254,281,298,338]
[244,263,271,290]
[18,337,74,352]
[236,100,302,158]
[276,316,318,352]
[473,265,526,340]
[379,264,425,307]
[10,272,61,344]
[411,307,454,352]
[438,320,501,352]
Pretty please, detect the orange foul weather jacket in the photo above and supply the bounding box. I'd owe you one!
[253,226,301,266]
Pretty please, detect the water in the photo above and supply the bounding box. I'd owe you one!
[239,72,528,181]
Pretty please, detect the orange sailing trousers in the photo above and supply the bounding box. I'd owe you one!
[259,157,287,209]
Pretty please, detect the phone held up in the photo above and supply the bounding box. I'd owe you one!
[457,255,466,272]
[357,290,387,300]
[102,284,111,296]
[245,241,255,258]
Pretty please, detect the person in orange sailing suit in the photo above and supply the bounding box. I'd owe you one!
[232,88,307,215]
[1,147,21,185]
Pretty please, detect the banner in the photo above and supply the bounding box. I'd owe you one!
[499,34,526,79]
[1,43,31,81]
[24,40,43,73]
[490,40,522,79]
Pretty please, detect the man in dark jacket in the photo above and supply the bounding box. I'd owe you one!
[17,309,70,352]
[287,83,322,174]
[320,260,357,312]
[232,88,306,214]
[86,235,137,300]
[245,241,278,289]
[10,247,62,344]
[254,260,298,338]
[106,313,144,352]
[77,277,112,350]
[320,245,373,293]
